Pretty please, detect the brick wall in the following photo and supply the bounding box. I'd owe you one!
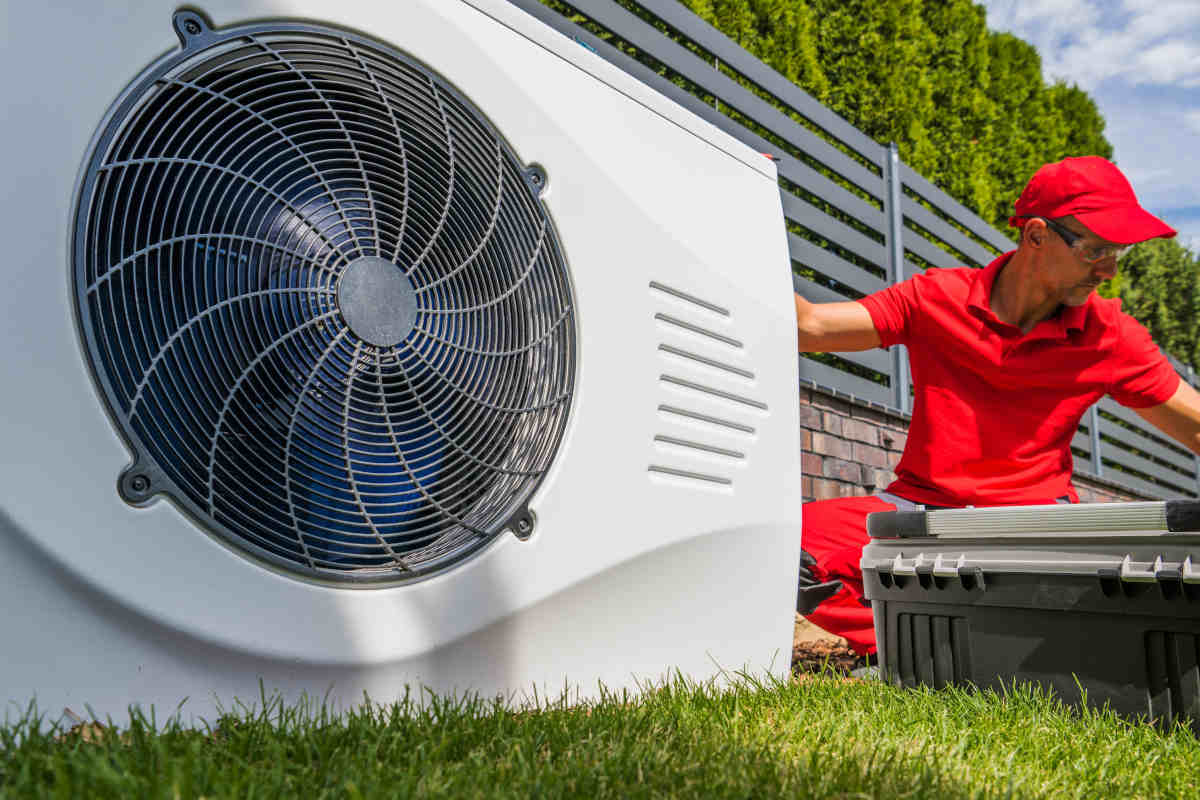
[799,385,1148,504]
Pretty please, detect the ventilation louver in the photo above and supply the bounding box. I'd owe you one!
[73,12,575,582]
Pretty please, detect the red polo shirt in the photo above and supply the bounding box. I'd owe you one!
[857,252,1179,507]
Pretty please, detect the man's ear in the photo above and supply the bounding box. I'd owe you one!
[1022,218,1048,248]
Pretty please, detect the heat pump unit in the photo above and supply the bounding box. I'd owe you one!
[1,0,802,723]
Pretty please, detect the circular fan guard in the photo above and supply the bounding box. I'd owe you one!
[73,14,576,582]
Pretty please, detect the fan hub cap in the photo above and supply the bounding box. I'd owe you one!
[337,257,418,347]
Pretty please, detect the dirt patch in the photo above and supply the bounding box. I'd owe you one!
[791,613,862,674]
[792,638,862,674]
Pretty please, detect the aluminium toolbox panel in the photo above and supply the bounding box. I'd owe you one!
[862,500,1200,731]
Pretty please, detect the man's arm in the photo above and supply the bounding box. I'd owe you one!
[794,293,881,352]
[1133,379,1200,455]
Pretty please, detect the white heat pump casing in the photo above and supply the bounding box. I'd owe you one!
[0,0,802,723]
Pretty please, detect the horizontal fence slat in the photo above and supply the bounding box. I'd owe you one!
[781,192,888,270]
[809,347,891,375]
[901,196,1000,268]
[1097,418,1197,475]
[902,229,963,271]
[831,343,891,374]
[787,233,887,297]
[1099,464,1192,500]
[564,0,887,199]
[1102,446,1195,494]
[778,159,888,234]
[898,163,1015,254]
[633,0,887,165]
[793,274,852,305]
[798,357,892,408]
[1097,397,1196,459]
[1071,431,1092,456]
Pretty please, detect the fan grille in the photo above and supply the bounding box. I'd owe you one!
[73,17,576,582]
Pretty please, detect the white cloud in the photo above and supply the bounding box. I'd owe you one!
[1121,0,1200,21]
[1133,41,1200,88]
[983,0,1200,90]
[1053,28,1200,89]
[1005,0,1103,26]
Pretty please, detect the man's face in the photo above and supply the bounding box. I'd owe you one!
[1041,217,1122,306]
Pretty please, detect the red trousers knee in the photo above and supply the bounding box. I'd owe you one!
[801,495,897,656]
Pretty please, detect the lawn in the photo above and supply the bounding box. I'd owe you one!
[2,670,1197,799]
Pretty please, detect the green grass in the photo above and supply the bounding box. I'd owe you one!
[2,673,1198,799]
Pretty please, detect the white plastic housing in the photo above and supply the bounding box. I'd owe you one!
[0,0,802,723]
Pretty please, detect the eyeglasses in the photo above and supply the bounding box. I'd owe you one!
[1037,217,1132,263]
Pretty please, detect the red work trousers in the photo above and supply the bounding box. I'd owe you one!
[801,495,897,656]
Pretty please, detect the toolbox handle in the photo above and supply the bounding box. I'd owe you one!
[867,500,1200,539]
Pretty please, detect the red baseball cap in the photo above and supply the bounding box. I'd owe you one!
[1008,156,1176,244]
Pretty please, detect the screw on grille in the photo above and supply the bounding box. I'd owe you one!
[119,469,156,504]
[525,165,548,195]
[512,511,536,540]
[173,10,211,47]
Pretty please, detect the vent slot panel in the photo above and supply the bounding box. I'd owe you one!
[649,281,764,489]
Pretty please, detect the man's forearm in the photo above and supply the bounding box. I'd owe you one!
[794,293,882,353]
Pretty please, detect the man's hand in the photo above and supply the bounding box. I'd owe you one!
[794,293,881,353]
[796,549,843,615]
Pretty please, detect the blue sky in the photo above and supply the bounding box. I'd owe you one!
[980,0,1200,253]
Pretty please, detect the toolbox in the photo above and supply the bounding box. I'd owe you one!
[862,500,1200,730]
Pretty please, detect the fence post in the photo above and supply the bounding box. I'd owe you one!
[1191,366,1200,492]
[883,142,910,414]
[1089,405,1103,478]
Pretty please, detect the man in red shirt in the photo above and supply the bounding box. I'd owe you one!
[796,156,1200,655]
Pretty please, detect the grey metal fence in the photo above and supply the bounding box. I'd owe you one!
[509,0,1200,500]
